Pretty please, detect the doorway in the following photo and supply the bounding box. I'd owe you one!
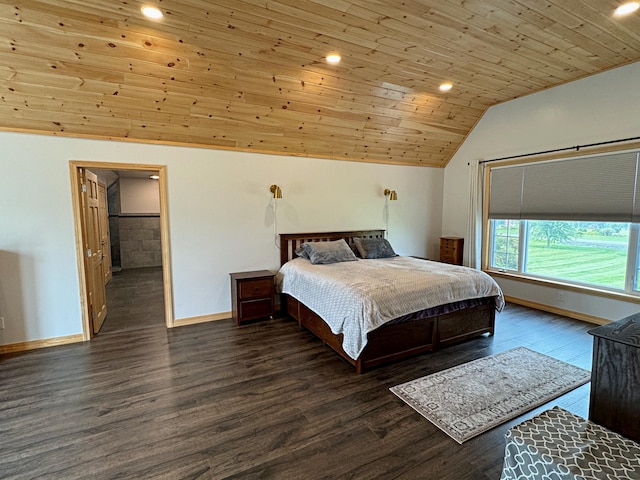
[102,265,165,333]
[69,161,174,340]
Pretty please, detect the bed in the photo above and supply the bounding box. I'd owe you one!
[277,230,505,373]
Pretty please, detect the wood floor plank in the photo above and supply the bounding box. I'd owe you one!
[0,303,596,479]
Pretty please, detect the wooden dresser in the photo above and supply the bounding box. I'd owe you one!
[439,237,464,265]
[588,313,640,443]
[230,270,275,326]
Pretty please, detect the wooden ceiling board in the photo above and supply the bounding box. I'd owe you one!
[1,0,640,167]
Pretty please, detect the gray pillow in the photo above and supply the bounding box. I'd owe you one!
[353,237,397,259]
[302,239,358,265]
[295,246,309,259]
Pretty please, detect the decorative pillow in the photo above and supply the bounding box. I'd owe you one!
[301,239,359,265]
[295,246,310,259]
[353,237,397,259]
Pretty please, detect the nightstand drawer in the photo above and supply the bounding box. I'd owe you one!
[239,298,273,320]
[440,239,458,248]
[238,278,273,299]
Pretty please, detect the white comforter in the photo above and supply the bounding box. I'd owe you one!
[277,256,504,360]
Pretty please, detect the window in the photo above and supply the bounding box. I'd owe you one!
[490,220,520,271]
[486,149,640,295]
[489,220,638,292]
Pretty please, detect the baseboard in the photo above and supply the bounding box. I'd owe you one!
[0,313,233,353]
[504,295,609,325]
[172,311,232,327]
[0,334,84,355]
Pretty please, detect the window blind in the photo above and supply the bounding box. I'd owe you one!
[488,150,640,222]
[488,166,524,219]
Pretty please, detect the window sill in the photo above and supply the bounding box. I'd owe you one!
[485,269,640,304]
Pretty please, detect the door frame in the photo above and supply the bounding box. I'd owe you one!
[69,160,174,340]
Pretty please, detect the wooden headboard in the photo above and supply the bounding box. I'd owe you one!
[279,230,385,266]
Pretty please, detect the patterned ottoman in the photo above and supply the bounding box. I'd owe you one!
[500,406,640,479]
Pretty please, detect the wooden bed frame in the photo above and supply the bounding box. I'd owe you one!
[279,230,496,373]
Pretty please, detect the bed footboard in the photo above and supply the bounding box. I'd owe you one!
[437,303,495,347]
[285,295,493,373]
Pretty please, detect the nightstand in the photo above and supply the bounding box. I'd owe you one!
[230,270,275,326]
[439,237,464,265]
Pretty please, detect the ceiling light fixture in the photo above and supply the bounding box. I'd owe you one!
[439,82,453,92]
[614,2,639,15]
[141,6,163,19]
[326,53,341,65]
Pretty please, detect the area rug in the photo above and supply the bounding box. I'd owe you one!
[390,347,590,444]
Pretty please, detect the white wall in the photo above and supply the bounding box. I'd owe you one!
[443,60,640,321]
[0,132,443,345]
[119,177,160,214]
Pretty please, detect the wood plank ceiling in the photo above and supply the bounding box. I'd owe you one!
[1,0,640,167]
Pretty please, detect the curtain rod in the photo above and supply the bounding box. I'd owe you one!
[472,136,640,165]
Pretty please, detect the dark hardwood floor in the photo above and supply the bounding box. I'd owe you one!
[0,303,595,479]
[100,266,165,334]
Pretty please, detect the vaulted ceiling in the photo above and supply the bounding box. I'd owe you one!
[2,0,640,167]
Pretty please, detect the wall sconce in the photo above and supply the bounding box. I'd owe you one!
[270,184,283,199]
[383,188,397,238]
[269,184,283,247]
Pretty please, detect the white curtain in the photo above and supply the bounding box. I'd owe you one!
[466,159,485,269]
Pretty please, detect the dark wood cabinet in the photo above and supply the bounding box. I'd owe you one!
[439,237,464,265]
[588,313,640,443]
[230,270,275,325]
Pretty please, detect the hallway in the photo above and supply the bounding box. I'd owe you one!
[99,266,165,334]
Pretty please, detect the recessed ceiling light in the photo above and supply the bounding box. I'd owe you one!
[439,82,453,92]
[326,53,341,65]
[614,2,639,15]
[141,6,163,19]
[150,174,160,180]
